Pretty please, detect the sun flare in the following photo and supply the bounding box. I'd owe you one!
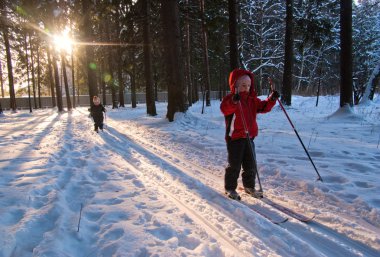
[53,33,73,53]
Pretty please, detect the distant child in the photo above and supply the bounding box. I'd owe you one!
[220,68,279,200]
[90,96,106,132]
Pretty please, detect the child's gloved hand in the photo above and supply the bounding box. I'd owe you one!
[269,90,280,101]
[232,93,240,102]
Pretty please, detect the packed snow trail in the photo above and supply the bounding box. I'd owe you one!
[92,117,318,256]
[100,109,379,257]
[1,97,379,257]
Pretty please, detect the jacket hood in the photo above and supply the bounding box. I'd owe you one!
[228,68,255,96]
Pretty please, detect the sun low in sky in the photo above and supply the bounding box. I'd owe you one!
[53,30,73,53]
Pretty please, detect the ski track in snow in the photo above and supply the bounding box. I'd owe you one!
[0,96,379,257]
[102,108,380,257]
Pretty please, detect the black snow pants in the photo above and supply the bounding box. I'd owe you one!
[225,138,257,191]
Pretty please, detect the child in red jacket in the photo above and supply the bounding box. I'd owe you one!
[220,68,279,200]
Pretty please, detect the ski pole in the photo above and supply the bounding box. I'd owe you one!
[235,89,264,193]
[268,78,323,182]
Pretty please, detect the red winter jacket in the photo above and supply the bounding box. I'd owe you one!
[220,69,276,141]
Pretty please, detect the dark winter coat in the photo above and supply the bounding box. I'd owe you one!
[220,69,276,141]
[90,104,106,124]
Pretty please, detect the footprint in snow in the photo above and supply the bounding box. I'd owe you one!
[354,181,374,188]
[178,234,202,250]
[123,174,136,180]
[132,179,144,188]
[147,226,174,241]
[90,169,108,182]
[84,210,104,222]
[70,158,87,168]
[344,162,371,173]
[134,211,152,225]
[323,175,349,184]
[103,228,124,241]
[101,211,129,223]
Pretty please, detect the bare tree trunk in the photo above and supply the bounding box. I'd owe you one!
[71,49,76,108]
[105,16,117,109]
[61,53,72,111]
[107,52,117,109]
[116,5,125,108]
[82,0,98,107]
[100,60,107,105]
[142,0,157,116]
[125,1,137,108]
[47,48,56,107]
[1,0,16,111]
[70,22,76,108]
[29,32,37,109]
[282,0,294,106]
[257,1,265,96]
[24,32,32,113]
[184,0,193,107]
[52,54,64,112]
[228,0,240,70]
[200,0,211,107]
[131,68,136,108]
[340,0,353,107]
[117,52,124,107]
[0,61,4,98]
[37,44,42,108]
[161,0,187,121]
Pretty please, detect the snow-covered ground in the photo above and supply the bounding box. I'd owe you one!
[0,95,379,257]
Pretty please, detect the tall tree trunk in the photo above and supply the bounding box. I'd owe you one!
[61,53,72,111]
[47,48,56,107]
[200,0,211,107]
[228,0,240,70]
[100,60,107,105]
[82,0,98,107]
[117,51,125,107]
[52,54,64,112]
[1,0,16,111]
[161,0,187,122]
[0,61,4,98]
[70,22,76,108]
[116,5,125,108]
[37,44,41,108]
[340,0,353,107]
[282,0,294,106]
[29,33,37,109]
[24,32,32,113]
[143,0,157,116]
[184,0,193,107]
[98,20,107,105]
[108,57,117,109]
[105,16,117,109]
[131,68,136,108]
[71,49,76,108]
[126,4,137,108]
[107,44,117,109]
[257,1,264,96]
